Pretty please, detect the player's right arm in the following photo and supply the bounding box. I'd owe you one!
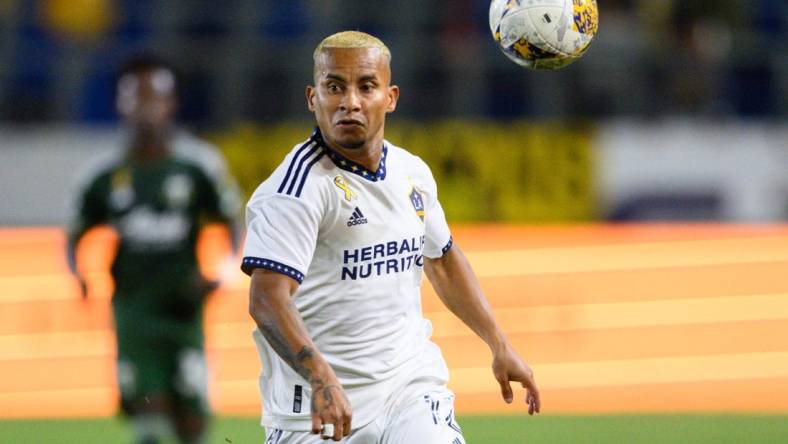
[65,171,109,299]
[242,167,351,441]
[66,223,89,298]
[248,268,352,441]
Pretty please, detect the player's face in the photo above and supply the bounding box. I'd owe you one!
[116,68,176,140]
[307,48,399,152]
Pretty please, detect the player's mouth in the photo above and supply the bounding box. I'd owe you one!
[335,118,364,128]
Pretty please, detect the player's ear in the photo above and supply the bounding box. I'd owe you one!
[386,85,399,113]
[306,85,316,112]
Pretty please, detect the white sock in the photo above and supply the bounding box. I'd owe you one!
[131,413,173,443]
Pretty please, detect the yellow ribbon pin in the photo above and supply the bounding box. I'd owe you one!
[334,176,358,201]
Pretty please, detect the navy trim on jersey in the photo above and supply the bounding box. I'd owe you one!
[277,138,317,194]
[284,144,323,196]
[313,127,388,182]
[295,151,326,197]
[441,236,454,255]
[241,257,305,283]
[323,144,387,182]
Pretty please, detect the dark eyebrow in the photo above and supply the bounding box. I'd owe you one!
[358,75,380,83]
[323,74,347,83]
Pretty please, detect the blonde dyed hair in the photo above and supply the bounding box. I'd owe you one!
[313,31,391,62]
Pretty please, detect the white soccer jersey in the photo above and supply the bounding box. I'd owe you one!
[242,129,454,431]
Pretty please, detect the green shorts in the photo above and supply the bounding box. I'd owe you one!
[113,301,209,417]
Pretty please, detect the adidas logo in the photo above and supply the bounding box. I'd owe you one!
[347,207,368,227]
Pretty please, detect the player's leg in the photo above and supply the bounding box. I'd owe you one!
[115,311,176,444]
[380,387,465,444]
[118,358,172,444]
[171,346,210,444]
[161,278,213,444]
[126,395,174,444]
[171,402,207,444]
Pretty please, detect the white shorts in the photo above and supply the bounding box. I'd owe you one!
[263,382,465,444]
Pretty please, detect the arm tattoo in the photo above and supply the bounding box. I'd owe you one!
[258,322,316,382]
[296,346,315,362]
[255,301,316,383]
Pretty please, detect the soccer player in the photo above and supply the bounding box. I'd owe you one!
[66,54,242,444]
[243,31,540,443]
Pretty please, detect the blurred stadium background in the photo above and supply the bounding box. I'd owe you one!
[1,1,787,443]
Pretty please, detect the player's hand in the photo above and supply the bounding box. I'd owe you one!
[310,376,352,441]
[492,344,541,415]
[199,278,221,295]
[192,273,220,300]
[76,275,88,300]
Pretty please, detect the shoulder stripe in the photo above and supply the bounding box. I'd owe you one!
[277,140,316,194]
[284,145,322,196]
[294,151,326,197]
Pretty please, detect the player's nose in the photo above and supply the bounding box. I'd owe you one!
[339,88,362,113]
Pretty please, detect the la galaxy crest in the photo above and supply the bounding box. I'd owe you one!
[409,187,425,222]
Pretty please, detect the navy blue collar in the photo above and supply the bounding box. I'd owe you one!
[313,127,387,182]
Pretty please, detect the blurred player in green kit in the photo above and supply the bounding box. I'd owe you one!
[66,54,242,444]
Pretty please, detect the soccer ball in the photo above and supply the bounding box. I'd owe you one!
[489,0,599,70]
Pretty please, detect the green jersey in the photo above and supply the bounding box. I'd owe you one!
[70,145,239,319]
[69,138,240,416]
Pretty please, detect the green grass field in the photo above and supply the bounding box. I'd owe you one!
[1,415,786,443]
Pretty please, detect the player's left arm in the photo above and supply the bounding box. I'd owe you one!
[196,165,244,288]
[201,169,244,254]
[424,245,541,415]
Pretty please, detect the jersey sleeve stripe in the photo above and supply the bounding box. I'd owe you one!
[441,236,454,255]
[277,140,316,194]
[241,257,305,283]
[284,145,322,196]
[294,151,326,197]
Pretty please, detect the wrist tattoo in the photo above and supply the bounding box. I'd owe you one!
[311,384,341,414]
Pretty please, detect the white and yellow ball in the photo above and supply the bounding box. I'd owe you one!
[489,0,599,70]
